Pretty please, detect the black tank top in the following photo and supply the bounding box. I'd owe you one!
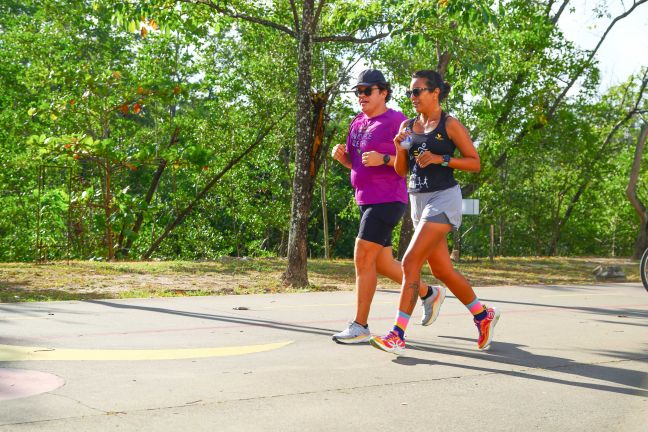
[406,111,458,193]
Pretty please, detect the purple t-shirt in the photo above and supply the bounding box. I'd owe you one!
[346,108,408,205]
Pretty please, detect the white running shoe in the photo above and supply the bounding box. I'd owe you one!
[421,285,446,326]
[332,321,371,344]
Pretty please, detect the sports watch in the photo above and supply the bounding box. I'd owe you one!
[383,154,391,165]
[441,154,451,167]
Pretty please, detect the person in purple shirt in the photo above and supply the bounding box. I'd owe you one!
[330,69,445,344]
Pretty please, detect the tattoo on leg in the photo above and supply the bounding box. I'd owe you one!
[407,281,419,310]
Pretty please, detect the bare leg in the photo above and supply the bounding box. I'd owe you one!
[399,222,451,316]
[353,238,384,326]
[426,235,477,305]
[375,247,429,297]
[425,229,498,350]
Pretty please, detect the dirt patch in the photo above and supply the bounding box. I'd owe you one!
[0,256,639,303]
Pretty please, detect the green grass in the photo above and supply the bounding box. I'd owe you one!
[0,256,639,303]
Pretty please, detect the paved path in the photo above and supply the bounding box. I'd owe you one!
[1,282,647,431]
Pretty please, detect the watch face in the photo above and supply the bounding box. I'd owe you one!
[383,154,390,164]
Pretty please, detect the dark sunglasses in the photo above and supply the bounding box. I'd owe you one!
[354,87,379,97]
[406,87,435,98]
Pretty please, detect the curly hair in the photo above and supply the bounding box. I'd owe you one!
[375,82,393,103]
[411,70,451,101]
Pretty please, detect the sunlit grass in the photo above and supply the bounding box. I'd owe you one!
[0,256,639,303]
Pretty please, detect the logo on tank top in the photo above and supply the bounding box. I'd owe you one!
[412,136,428,157]
[409,175,429,189]
[436,133,443,140]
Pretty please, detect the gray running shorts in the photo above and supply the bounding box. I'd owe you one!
[410,184,462,230]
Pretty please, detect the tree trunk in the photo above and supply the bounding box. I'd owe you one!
[103,159,114,260]
[321,157,330,259]
[397,202,413,260]
[436,49,451,76]
[450,228,461,262]
[546,182,587,256]
[117,127,180,258]
[489,224,494,262]
[626,125,648,259]
[184,0,390,285]
[319,119,338,260]
[118,159,167,257]
[281,0,315,287]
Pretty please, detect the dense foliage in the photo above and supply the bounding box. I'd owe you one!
[1,0,646,262]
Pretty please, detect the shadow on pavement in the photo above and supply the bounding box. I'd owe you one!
[396,337,648,398]
[84,299,339,337]
[69,299,648,400]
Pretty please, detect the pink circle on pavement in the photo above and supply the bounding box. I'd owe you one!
[0,368,65,401]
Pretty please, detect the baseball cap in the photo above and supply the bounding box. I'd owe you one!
[352,69,387,88]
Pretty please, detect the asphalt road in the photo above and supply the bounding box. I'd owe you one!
[1,282,647,431]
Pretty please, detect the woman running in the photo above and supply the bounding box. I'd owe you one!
[370,70,500,355]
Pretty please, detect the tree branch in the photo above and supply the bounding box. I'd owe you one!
[311,0,325,33]
[546,71,648,253]
[289,0,300,33]
[177,0,297,38]
[547,0,648,119]
[117,127,181,258]
[599,69,648,150]
[550,0,571,24]
[493,4,648,170]
[141,114,286,259]
[313,32,390,43]
[472,1,562,156]
[544,0,556,14]
[179,0,393,45]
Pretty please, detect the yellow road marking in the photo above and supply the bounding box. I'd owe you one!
[0,341,293,361]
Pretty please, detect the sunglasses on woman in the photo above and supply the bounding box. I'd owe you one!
[354,87,379,97]
[405,87,435,98]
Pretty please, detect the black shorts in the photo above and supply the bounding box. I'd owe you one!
[357,202,407,247]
